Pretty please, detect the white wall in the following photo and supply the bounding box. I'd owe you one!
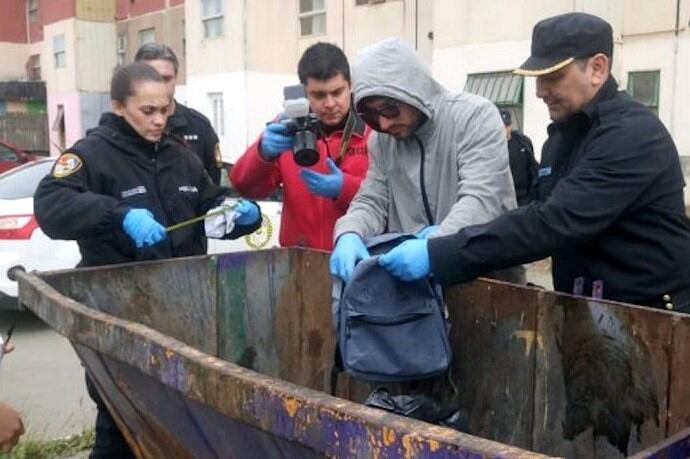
[185,70,295,163]
[620,32,689,157]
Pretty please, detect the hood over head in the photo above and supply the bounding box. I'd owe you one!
[352,38,445,121]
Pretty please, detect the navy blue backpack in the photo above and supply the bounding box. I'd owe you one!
[331,233,452,383]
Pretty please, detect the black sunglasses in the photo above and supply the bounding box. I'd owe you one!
[358,100,402,128]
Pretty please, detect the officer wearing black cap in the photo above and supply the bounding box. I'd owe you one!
[499,109,538,206]
[135,43,224,184]
[377,12,690,313]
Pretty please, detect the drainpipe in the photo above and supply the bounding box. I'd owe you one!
[242,0,249,150]
[414,0,418,49]
[669,0,680,137]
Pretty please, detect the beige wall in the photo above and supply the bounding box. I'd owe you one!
[75,20,117,91]
[43,20,78,94]
[0,43,30,81]
[76,0,117,22]
[622,0,686,35]
[116,5,187,83]
[185,0,245,75]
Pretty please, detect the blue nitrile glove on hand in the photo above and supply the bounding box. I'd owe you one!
[233,199,260,225]
[300,158,343,199]
[415,225,440,239]
[205,199,260,238]
[330,233,370,283]
[122,208,167,248]
[260,122,295,160]
[378,238,431,281]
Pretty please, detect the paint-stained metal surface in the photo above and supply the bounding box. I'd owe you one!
[15,251,542,459]
[13,248,690,458]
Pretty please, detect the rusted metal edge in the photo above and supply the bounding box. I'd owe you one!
[16,268,553,459]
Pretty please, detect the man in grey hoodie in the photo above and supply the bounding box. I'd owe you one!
[330,38,523,283]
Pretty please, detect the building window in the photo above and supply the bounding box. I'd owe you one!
[27,0,38,23]
[116,35,127,65]
[628,71,660,116]
[299,0,326,37]
[139,28,155,45]
[464,71,524,129]
[53,35,66,69]
[209,93,224,136]
[27,54,41,81]
[201,0,224,39]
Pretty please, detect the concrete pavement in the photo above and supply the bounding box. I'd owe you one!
[0,310,96,441]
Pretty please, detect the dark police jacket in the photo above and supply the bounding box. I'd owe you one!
[167,101,222,184]
[34,113,260,267]
[507,130,538,206]
[429,77,690,310]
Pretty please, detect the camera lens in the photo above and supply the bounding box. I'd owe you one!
[294,130,319,167]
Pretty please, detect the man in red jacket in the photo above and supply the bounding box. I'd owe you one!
[230,43,370,250]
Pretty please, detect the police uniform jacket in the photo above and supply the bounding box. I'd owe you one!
[167,101,222,184]
[428,77,690,310]
[34,113,260,267]
[507,130,538,206]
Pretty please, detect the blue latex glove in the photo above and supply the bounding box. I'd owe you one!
[300,158,344,199]
[415,225,440,239]
[378,239,431,281]
[330,233,370,283]
[122,209,167,248]
[233,199,260,225]
[260,123,294,159]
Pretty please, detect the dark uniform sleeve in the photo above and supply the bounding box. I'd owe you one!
[427,116,671,285]
[34,152,129,240]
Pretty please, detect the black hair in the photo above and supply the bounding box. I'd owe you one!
[297,42,350,84]
[134,42,179,75]
[110,62,164,103]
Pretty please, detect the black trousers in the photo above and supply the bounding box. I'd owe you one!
[85,373,136,459]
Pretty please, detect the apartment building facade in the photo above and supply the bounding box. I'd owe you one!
[182,0,689,165]
[2,0,687,163]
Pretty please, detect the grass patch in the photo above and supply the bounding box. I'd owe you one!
[1,428,94,459]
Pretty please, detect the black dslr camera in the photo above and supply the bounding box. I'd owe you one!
[282,84,321,167]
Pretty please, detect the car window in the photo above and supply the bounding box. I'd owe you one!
[0,145,18,162]
[0,160,54,199]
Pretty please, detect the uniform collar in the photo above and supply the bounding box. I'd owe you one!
[548,76,619,131]
[166,99,188,131]
[581,76,619,121]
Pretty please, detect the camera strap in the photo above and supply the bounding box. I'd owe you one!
[335,110,357,166]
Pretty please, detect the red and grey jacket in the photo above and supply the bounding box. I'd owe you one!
[230,116,370,250]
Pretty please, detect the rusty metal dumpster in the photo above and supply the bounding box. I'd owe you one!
[12,248,690,458]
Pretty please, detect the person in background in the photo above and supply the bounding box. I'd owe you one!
[500,109,538,206]
[135,43,224,184]
[230,42,370,250]
[34,63,261,458]
[377,13,690,314]
[330,38,524,284]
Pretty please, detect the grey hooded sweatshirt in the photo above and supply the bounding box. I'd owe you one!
[334,38,521,272]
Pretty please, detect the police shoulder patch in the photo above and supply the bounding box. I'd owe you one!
[53,153,83,178]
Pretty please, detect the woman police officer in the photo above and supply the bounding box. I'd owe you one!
[34,62,261,458]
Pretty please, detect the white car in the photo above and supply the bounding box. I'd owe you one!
[0,159,81,309]
[0,158,282,310]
